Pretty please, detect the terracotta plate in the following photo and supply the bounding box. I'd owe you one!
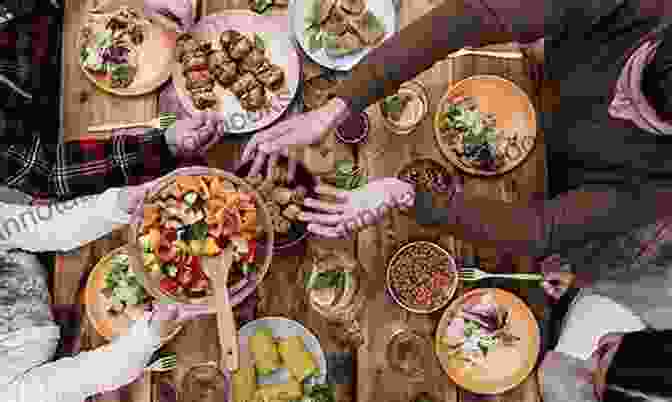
[289,0,399,71]
[434,75,537,176]
[78,0,177,96]
[435,288,540,394]
[84,246,182,344]
[173,11,301,134]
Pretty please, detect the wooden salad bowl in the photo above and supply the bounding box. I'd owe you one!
[127,168,274,309]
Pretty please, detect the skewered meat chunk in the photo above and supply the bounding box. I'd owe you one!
[176,34,201,62]
[256,64,285,89]
[231,73,260,97]
[212,61,239,86]
[208,49,232,66]
[220,29,243,51]
[191,88,217,110]
[229,36,254,60]
[240,86,266,110]
[239,48,267,73]
[186,75,214,91]
[338,0,365,14]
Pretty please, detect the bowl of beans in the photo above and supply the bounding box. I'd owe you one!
[386,241,458,314]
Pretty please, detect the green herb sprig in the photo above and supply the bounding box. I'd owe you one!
[305,270,351,290]
[333,160,367,190]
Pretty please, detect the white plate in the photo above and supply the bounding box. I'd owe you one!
[239,317,328,386]
[289,0,399,71]
[173,11,302,134]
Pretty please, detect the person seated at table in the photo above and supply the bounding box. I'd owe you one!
[0,167,213,402]
[241,0,672,198]
[0,1,225,202]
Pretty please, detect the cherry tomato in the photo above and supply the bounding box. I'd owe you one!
[160,278,179,294]
[414,286,432,305]
[245,239,257,263]
[431,272,452,289]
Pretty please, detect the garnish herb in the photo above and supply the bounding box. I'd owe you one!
[333,160,367,190]
[254,33,267,50]
[305,270,350,290]
[382,95,404,116]
[188,221,209,241]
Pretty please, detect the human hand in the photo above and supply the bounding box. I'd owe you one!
[591,332,625,401]
[239,98,351,181]
[164,112,223,159]
[123,166,214,218]
[298,178,415,238]
[144,0,195,31]
[541,271,575,301]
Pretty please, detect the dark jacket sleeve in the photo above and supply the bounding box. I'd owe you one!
[334,0,630,114]
[414,184,672,258]
[605,329,672,396]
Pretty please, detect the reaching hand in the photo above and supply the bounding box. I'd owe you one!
[541,271,575,301]
[144,0,195,31]
[239,98,351,181]
[123,166,214,216]
[298,178,415,238]
[164,112,223,159]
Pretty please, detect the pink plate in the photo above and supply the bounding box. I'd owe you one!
[173,11,301,134]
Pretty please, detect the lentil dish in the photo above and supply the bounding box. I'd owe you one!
[387,241,457,312]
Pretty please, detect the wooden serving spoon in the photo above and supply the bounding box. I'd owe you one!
[201,245,239,372]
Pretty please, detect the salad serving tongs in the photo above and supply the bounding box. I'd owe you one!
[201,245,239,372]
[458,267,543,282]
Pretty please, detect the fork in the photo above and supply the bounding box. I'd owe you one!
[145,352,178,372]
[448,47,523,59]
[458,267,544,282]
[87,112,177,133]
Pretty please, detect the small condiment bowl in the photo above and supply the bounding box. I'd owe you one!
[386,241,458,314]
[379,81,429,136]
[335,112,370,144]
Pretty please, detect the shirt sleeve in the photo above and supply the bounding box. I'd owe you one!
[0,187,131,252]
[414,184,672,258]
[0,129,176,200]
[3,318,161,402]
[333,0,632,115]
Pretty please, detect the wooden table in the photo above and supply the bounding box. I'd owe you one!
[57,0,546,401]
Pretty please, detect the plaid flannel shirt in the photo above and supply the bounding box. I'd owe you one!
[0,1,180,201]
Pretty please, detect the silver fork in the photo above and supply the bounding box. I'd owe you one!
[458,266,543,282]
[145,353,178,372]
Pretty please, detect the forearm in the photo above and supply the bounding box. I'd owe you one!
[414,185,672,258]
[333,0,539,114]
[12,318,161,402]
[0,187,131,252]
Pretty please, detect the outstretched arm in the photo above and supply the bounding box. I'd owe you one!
[333,0,634,115]
[415,184,672,258]
[1,317,161,402]
[0,187,133,252]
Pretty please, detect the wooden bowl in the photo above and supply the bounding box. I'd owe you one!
[127,168,274,308]
[435,288,541,394]
[84,245,182,344]
[433,75,537,176]
[385,241,458,314]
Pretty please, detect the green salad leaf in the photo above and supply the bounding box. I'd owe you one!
[382,95,404,116]
[305,270,350,290]
[254,33,267,50]
[364,11,385,33]
[188,221,209,241]
[253,0,273,13]
[305,0,322,26]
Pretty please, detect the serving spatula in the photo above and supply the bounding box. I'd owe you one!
[201,245,239,372]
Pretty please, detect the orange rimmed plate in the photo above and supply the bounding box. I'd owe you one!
[435,288,540,394]
[84,245,182,344]
[434,75,537,176]
[78,0,177,96]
